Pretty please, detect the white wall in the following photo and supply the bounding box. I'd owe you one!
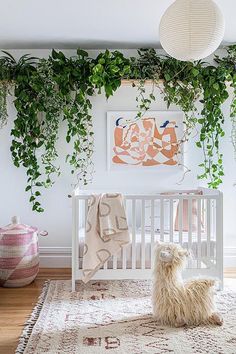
[0,50,235,267]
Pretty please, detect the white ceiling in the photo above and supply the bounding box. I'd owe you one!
[0,0,235,49]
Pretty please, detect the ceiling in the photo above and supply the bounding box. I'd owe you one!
[0,0,235,49]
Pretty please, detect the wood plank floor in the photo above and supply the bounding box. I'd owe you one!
[0,268,235,354]
[0,269,71,354]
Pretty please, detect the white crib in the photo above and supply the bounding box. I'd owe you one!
[71,187,223,291]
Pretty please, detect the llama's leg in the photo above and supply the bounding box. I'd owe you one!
[174,320,186,328]
[153,315,161,323]
[209,312,223,326]
[185,278,215,290]
[152,309,162,323]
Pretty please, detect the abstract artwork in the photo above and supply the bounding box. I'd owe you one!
[107,111,183,170]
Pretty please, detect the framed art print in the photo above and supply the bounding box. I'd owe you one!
[107,111,184,170]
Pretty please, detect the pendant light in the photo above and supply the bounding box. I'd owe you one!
[159,0,225,61]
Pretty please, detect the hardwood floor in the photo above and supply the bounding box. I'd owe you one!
[0,268,235,354]
[0,269,71,354]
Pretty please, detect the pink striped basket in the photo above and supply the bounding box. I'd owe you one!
[0,216,45,287]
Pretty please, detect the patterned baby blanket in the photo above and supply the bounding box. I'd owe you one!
[82,193,130,283]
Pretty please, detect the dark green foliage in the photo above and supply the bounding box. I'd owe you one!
[90,50,131,98]
[0,47,235,211]
[128,47,236,189]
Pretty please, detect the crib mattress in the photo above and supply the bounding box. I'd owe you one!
[78,228,216,269]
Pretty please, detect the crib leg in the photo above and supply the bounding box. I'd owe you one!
[71,246,76,292]
[71,193,77,292]
[218,277,224,291]
[215,277,224,291]
[72,279,76,292]
[216,192,224,292]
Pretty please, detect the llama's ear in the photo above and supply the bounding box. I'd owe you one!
[179,249,190,257]
[156,240,162,246]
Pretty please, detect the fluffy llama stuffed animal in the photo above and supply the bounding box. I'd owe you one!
[152,242,223,327]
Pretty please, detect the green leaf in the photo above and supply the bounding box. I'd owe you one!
[196,141,202,148]
[77,49,88,57]
[164,73,171,81]
[192,68,199,77]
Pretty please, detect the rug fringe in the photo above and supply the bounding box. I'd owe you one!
[15,280,50,354]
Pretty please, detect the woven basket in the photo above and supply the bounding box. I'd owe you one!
[0,216,41,287]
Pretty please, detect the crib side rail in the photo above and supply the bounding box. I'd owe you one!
[75,194,218,200]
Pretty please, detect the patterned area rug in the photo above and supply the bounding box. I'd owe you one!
[16,280,236,354]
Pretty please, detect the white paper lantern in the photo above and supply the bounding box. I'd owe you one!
[159,0,225,61]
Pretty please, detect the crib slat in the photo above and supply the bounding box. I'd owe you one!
[113,186,118,269]
[160,199,164,242]
[112,195,118,268]
[197,199,201,268]
[188,198,192,250]
[151,199,155,267]
[203,199,206,232]
[122,245,127,270]
[141,199,145,269]
[178,198,183,245]
[132,199,136,269]
[122,198,127,270]
[169,199,174,242]
[112,255,117,270]
[207,199,211,262]
[123,197,127,219]
[85,199,88,226]
[188,198,193,268]
[212,199,216,242]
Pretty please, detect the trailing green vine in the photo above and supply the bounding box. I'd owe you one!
[215,45,236,159]
[129,48,234,188]
[0,81,8,128]
[196,65,228,188]
[50,49,95,186]
[0,46,235,212]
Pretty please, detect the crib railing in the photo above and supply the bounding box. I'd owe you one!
[72,189,223,291]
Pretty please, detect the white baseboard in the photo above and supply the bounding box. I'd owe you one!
[224,247,236,267]
[39,247,72,268]
[39,246,236,268]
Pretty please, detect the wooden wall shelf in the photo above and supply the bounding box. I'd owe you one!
[121,79,152,86]
[121,79,164,86]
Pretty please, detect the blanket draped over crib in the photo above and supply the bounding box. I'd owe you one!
[82,193,130,283]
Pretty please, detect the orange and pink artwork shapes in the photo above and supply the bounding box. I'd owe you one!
[107,111,183,169]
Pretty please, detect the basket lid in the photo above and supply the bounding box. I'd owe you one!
[0,216,38,235]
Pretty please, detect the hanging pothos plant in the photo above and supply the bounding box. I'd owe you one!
[128,48,235,188]
[0,46,235,212]
[128,49,202,175]
[215,45,236,159]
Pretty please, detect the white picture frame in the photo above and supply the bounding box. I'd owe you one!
[107,111,184,171]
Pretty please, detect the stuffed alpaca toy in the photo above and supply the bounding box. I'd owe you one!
[152,242,223,327]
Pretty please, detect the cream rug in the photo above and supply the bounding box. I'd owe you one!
[16,279,236,354]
